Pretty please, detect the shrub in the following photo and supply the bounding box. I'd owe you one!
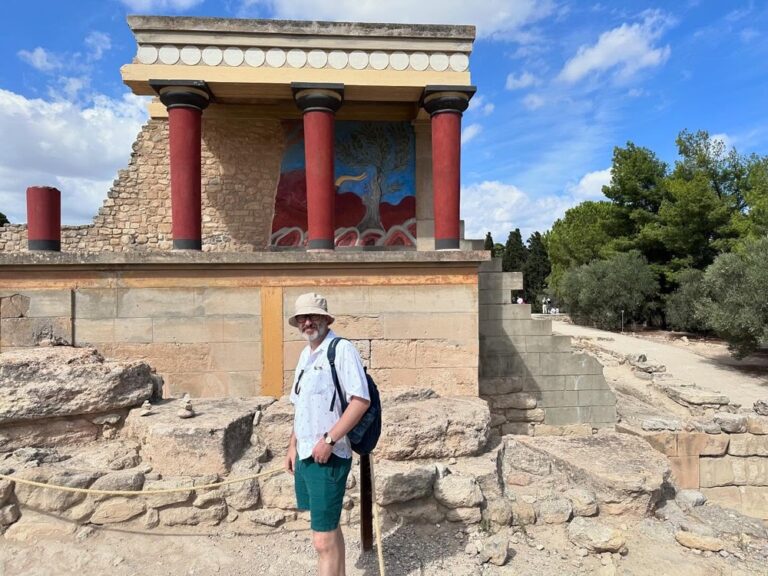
[665,268,708,332]
[560,251,658,330]
[695,237,768,358]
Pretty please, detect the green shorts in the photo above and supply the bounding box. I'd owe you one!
[294,454,352,532]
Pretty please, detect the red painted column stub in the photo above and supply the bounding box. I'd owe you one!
[422,86,476,250]
[153,81,211,250]
[26,186,61,251]
[292,83,344,251]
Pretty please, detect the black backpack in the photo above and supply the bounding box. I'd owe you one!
[327,337,382,455]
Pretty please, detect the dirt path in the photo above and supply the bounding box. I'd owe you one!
[550,318,768,408]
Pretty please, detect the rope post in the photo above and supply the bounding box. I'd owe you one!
[360,454,373,551]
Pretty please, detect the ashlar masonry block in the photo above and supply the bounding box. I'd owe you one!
[118,288,202,318]
[75,289,117,319]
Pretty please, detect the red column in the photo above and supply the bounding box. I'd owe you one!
[155,83,210,250]
[26,186,61,251]
[422,87,475,250]
[293,84,343,251]
[168,106,203,250]
[431,111,462,250]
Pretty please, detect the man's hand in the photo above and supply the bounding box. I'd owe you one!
[285,444,297,475]
[311,439,333,464]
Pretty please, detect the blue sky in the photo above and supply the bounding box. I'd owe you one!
[1,0,767,243]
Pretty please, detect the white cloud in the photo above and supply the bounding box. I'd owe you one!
[239,0,555,38]
[566,168,611,199]
[85,32,111,61]
[711,133,733,150]
[18,47,61,72]
[0,89,149,225]
[505,71,539,90]
[461,180,576,241]
[119,0,203,11]
[558,10,672,84]
[461,123,482,145]
[522,94,545,110]
[467,95,494,116]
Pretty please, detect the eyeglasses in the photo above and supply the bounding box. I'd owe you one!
[295,314,324,324]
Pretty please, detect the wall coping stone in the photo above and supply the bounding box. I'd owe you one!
[0,250,490,268]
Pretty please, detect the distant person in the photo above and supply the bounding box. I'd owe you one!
[542,297,548,314]
[516,295,524,304]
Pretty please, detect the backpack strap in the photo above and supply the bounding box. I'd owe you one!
[327,337,348,413]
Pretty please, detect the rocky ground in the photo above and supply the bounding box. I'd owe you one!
[2,337,768,576]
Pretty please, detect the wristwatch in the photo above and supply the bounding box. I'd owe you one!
[323,432,336,446]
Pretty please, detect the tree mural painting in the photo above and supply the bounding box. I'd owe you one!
[270,120,416,247]
[335,122,411,232]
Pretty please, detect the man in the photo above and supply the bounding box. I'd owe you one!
[285,292,371,576]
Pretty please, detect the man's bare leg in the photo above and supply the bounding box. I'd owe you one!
[313,527,345,576]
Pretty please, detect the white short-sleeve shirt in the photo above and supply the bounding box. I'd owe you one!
[290,330,369,460]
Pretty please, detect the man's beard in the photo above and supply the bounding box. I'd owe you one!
[302,320,328,343]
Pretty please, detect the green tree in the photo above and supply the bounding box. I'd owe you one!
[560,251,658,330]
[603,142,668,216]
[649,173,734,272]
[523,232,550,304]
[740,156,768,239]
[547,201,629,292]
[0,212,7,226]
[673,129,749,211]
[695,237,768,358]
[665,269,708,332]
[502,228,527,272]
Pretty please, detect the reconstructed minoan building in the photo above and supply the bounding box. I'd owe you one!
[0,16,616,433]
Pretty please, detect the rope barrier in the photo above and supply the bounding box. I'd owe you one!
[0,467,284,496]
[0,456,388,576]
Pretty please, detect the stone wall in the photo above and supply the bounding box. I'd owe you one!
[281,285,478,396]
[620,416,768,520]
[0,115,284,253]
[0,253,482,398]
[478,259,617,433]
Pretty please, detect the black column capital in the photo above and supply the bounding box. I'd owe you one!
[291,82,344,114]
[421,85,476,116]
[150,80,212,111]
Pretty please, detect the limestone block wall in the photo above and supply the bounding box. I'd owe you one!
[621,423,768,520]
[0,254,483,399]
[0,115,284,253]
[478,259,617,434]
[281,285,478,396]
[0,286,262,398]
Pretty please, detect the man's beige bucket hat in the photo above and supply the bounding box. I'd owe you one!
[288,292,336,327]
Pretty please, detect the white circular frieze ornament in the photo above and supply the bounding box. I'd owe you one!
[328,50,348,70]
[244,48,265,67]
[307,50,328,68]
[430,53,449,72]
[389,51,409,71]
[137,45,158,64]
[287,49,307,68]
[449,53,469,72]
[223,47,244,66]
[158,45,180,65]
[202,46,223,66]
[266,48,286,67]
[180,46,201,65]
[410,52,429,71]
[369,51,388,70]
[349,51,369,70]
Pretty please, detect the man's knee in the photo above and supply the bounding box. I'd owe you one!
[312,529,339,555]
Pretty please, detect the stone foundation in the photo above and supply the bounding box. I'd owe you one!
[478,259,617,432]
[618,418,768,520]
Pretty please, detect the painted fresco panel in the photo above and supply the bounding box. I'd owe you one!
[270,120,416,247]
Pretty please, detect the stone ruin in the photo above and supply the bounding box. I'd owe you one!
[2,345,768,573]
